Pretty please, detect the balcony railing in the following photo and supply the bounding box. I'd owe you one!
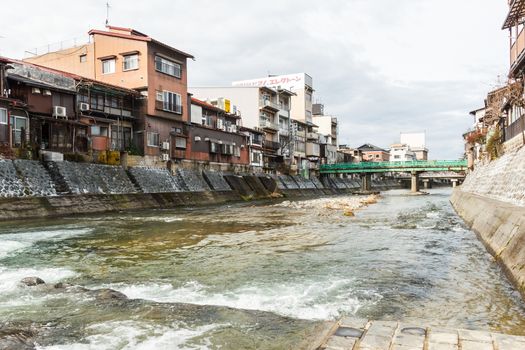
[263,140,281,151]
[259,119,279,131]
[505,115,525,142]
[511,27,525,71]
[259,99,280,111]
[279,128,289,136]
[306,132,319,140]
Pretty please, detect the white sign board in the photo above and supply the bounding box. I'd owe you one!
[233,73,306,90]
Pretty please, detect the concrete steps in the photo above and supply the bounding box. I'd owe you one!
[316,318,525,350]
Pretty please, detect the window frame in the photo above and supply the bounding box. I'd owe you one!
[146,132,160,147]
[122,54,139,71]
[0,108,7,125]
[79,54,87,63]
[102,58,116,75]
[175,136,186,149]
[158,90,182,114]
[154,55,182,78]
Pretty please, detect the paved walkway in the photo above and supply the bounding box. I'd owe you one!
[316,318,525,350]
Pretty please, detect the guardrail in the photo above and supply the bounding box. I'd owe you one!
[320,160,468,174]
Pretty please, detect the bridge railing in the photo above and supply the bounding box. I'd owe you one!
[320,160,467,172]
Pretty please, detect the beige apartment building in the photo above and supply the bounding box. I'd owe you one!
[25,26,194,160]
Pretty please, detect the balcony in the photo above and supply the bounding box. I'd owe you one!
[279,128,289,137]
[259,99,280,112]
[259,119,279,131]
[306,132,319,140]
[263,140,281,151]
[511,27,525,75]
[306,142,320,157]
[279,109,290,118]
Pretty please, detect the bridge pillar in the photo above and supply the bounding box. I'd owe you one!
[411,171,420,193]
[452,179,458,188]
[360,173,372,192]
[423,179,432,189]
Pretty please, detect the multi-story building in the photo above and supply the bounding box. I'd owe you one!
[313,103,338,165]
[0,58,141,158]
[186,97,249,170]
[357,143,390,162]
[389,143,416,162]
[231,73,319,175]
[189,86,294,173]
[400,132,428,160]
[25,26,194,160]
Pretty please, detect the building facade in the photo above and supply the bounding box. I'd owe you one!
[230,73,320,175]
[357,143,390,162]
[400,132,428,160]
[389,143,416,162]
[25,26,194,160]
[189,86,294,173]
[186,98,249,170]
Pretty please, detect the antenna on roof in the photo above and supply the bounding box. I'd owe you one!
[105,2,111,27]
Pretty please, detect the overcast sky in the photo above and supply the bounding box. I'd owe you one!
[0,0,509,159]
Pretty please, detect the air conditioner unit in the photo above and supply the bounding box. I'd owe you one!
[161,153,170,161]
[162,141,170,150]
[79,102,90,111]
[53,106,67,118]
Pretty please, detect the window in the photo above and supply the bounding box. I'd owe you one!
[175,136,186,149]
[157,91,182,114]
[123,54,139,71]
[234,146,241,157]
[79,54,87,63]
[222,144,233,155]
[210,142,219,153]
[251,151,262,164]
[147,132,160,147]
[91,125,108,137]
[10,115,28,147]
[0,108,7,125]
[154,55,181,78]
[102,58,115,74]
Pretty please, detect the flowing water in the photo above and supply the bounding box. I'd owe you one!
[0,188,524,349]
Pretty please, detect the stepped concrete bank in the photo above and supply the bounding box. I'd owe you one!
[0,159,401,221]
[451,146,525,299]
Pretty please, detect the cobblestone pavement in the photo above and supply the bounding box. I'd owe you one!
[317,318,525,350]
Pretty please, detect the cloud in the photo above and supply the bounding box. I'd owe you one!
[0,0,509,159]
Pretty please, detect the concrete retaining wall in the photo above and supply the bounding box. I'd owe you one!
[451,189,525,298]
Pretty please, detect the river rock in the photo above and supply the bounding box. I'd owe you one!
[0,328,36,350]
[20,277,45,286]
[91,288,128,300]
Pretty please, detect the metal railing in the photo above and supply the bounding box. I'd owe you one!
[505,115,525,141]
[259,119,279,130]
[320,160,468,174]
[259,99,280,110]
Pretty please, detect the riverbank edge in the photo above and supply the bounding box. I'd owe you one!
[0,186,400,222]
[450,188,525,299]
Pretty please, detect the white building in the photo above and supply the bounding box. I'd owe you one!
[400,132,428,160]
[389,143,416,162]
[232,73,319,176]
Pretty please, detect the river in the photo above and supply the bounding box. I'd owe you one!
[0,188,524,349]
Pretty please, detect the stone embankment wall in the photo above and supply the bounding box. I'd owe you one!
[451,145,525,298]
[0,159,401,221]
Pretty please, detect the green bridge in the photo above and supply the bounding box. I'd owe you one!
[320,160,468,192]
